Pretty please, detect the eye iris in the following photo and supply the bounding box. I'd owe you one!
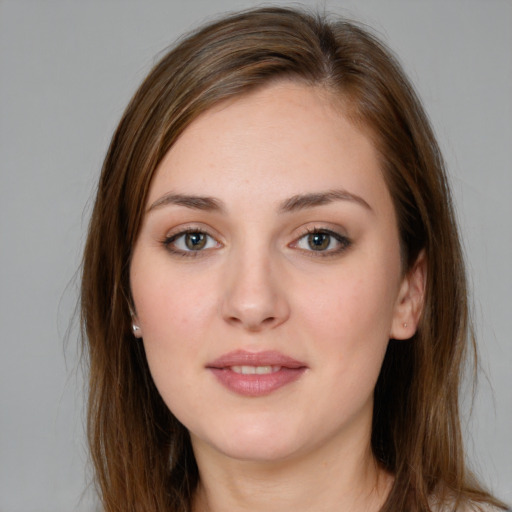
[308,233,330,251]
[185,233,207,250]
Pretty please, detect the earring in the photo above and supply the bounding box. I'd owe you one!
[403,322,408,328]
[132,324,140,334]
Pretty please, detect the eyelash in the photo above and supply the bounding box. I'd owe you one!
[163,228,220,257]
[291,228,352,257]
[162,227,352,258]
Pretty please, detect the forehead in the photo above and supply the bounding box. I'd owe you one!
[147,81,392,217]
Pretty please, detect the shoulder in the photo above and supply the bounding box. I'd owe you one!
[432,499,510,512]
[451,504,509,512]
[467,506,511,512]
[463,507,502,512]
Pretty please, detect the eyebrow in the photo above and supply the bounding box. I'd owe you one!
[278,189,373,213]
[147,188,372,214]
[148,193,225,213]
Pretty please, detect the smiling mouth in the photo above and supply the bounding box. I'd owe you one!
[207,351,307,397]
[230,365,282,375]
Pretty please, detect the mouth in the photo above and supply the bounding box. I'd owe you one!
[206,350,307,397]
[230,365,282,375]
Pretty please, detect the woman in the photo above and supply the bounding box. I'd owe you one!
[81,7,509,512]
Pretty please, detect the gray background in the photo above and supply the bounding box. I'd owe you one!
[0,1,510,511]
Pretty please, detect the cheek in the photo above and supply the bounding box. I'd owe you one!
[297,263,399,339]
[133,261,217,335]
[298,269,397,415]
[131,262,221,384]
[135,284,207,413]
[294,251,401,386]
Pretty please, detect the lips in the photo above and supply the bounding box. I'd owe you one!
[206,350,307,397]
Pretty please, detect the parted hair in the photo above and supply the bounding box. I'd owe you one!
[81,7,505,512]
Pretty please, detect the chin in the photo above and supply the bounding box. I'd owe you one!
[192,418,307,464]
[219,438,302,463]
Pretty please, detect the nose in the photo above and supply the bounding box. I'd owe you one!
[220,249,290,332]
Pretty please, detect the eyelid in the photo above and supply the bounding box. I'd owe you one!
[289,226,352,256]
[160,223,351,257]
[162,224,223,256]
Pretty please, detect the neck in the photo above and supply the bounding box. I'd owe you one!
[191,422,392,512]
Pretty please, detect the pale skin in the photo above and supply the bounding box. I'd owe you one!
[130,82,426,512]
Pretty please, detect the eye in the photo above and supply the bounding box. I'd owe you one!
[293,229,351,255]
[164,229,220,254]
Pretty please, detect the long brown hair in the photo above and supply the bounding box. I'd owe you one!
[81,7,506,512]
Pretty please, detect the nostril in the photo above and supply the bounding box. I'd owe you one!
[227,314,278,331]
[220,273,291,330]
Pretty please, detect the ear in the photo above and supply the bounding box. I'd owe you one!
[390,250,427,340]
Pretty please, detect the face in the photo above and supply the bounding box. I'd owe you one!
[130,82,421,464]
